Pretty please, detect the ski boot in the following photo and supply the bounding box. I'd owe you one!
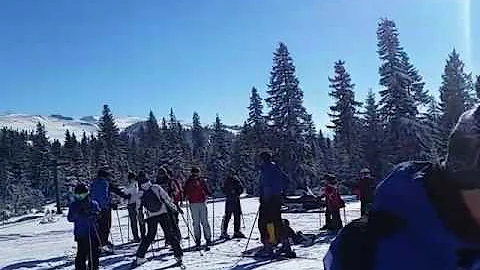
[232,232,246,239]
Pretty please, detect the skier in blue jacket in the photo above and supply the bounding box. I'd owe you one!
[257,151,289,257]
[89,168,129,253]
[324,104,480,270]
[68,183,101,270]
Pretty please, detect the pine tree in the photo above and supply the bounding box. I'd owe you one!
[246,86,267,150]
[30,122,51,195]
[475,75,480,100]
[327,60,363,180]
[400,51,429,109]
[377,18,423,166]
[439,49,472,154]
[192,112,206,162]
[144,111,161,148]
[97,105,126,182]
[265,42,311,190]
[361,90,383,177]
[207,115,231,194]
[231,123,257,194]
[422,96,443,160]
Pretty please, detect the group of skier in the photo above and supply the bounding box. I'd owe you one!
[67,100,480,270]
[67,163,249,269]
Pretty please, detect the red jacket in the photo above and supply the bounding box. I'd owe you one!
[184,176,210,204]
[322,183,345,210]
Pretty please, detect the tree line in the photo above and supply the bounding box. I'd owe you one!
[1,18,478,216]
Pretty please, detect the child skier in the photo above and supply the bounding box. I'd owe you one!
[220,172,245,239]
[67,183,101,270]
[133,171,183,267]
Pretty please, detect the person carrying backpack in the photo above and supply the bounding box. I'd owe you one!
[220,172,245,239]
[124,172,145,242]
[133,171,183,267]
[324,105,480,270]
[183,167,212,248]
[320,174,345,232]
[67,183,101,270]
[89,168,130,253]
[156,166,183,244]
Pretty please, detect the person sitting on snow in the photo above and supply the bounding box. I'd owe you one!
[67,183,101,270]
[324,104,480,270]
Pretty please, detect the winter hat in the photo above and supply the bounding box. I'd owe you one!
[259,151,272,163]
[74,183,89,195]
[97,167,112,179]
[445,104,480,189]
[137,171,148,185]
[128,172,136,180]
[324,173,336,183]
[191,167,201,174]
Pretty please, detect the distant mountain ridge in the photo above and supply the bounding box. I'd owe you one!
[0,113,241,142]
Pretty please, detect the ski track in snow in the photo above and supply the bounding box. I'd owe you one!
[0,198,360,270]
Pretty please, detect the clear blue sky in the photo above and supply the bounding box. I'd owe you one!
[0,0,478,130]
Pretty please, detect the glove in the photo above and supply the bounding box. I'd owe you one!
[111,203,118,210]
[177,206,184,215]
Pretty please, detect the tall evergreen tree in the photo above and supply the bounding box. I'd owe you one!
[400,51,429,109]
[265,42,311,190]
[361,90,383,177]
[327,60,363,181]
[207,115,231,194]
[423,96,443,160]
[30,122,51,195]
[97,105,125,182]
[377,18,423,166]
[439,49,471,154]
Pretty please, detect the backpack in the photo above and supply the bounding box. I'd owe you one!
[327,210,406,270]
[141,188,163,213]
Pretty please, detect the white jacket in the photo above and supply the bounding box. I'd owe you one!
[124,181,142,207]
[140,183,177,220]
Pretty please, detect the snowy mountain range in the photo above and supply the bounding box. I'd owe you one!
[0,113,144,142]
[0,113,242,142]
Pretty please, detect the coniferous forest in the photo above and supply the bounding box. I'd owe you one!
[0,18,478,217]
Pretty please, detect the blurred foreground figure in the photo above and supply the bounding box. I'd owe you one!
[324,105,480,270]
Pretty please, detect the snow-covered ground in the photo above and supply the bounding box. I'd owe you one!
[0,198,360,270]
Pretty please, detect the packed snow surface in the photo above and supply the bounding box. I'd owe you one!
[0,197,360,269]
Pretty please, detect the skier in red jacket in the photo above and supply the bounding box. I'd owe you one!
[183,167,212,248]
[320,174,344,232]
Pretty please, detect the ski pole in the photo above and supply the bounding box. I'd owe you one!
[243,208,260,254]
[88,223,93,269]
[179,207,197,247]
[115,209,124,244]
[241,213,246,229]
[212,195,215,240]
[186,201,191,248]
[127,209,130,242]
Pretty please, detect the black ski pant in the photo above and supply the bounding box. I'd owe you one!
[258,195,282,245]
[166,211,182,245]
[136,213,183,258]
[75,236,99,270]
[325,206,343,230]
[97,208,112,246]
[127,204,146,240]
[360,199,372,216]
[222,197,242,234]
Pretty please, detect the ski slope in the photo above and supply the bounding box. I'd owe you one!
[0,197,360,270]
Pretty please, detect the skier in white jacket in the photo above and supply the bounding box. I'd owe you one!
[124,172,145,242]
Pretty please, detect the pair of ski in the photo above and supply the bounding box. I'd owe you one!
[130,259,186,270]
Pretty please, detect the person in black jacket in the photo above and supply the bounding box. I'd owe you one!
[220,172,245,239]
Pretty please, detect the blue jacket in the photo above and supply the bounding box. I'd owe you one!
[259,162,288,199]
[90,178,111,210]
[324,162,480,270]
[67,198,100,240]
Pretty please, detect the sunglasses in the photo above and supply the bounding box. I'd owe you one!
[74,192,89,200]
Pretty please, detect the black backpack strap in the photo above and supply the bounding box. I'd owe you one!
[338,210,406,270]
